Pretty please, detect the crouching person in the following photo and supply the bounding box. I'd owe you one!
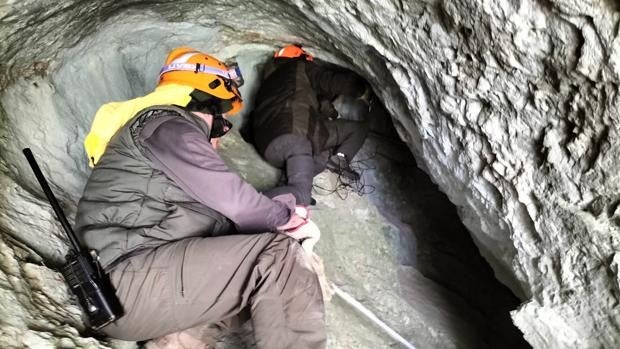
[75,47,326,349]
[247,44,370,206]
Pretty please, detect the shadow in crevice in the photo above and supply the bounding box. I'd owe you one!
[336,91,531,348]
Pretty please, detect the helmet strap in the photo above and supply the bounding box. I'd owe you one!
[187,89,229,115]
[183,90,234,140]
[210,114,233,139]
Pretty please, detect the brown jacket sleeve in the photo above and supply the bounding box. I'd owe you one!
[140,117,293,232]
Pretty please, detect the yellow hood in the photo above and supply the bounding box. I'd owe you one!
[84,84,193,167]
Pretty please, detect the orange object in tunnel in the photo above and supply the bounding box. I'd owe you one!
[273,44,314,61]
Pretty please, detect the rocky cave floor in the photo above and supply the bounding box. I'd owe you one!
[5,1,620,347]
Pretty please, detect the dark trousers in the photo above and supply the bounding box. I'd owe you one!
[102,233,326,349]
[263,134,316,205]
[322,119,369,160]
[263,119,368,204]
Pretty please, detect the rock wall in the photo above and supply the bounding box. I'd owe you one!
[1,0,620,348]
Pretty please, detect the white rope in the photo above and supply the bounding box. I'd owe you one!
[331,283,417,349]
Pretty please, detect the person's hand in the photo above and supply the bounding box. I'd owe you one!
[210,137,220,149]
[287,219,321,255]
[295,205,310,220]
[276,212,307,232]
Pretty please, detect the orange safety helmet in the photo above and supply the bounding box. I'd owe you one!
[158,47,244,115]
[273,44,314,61]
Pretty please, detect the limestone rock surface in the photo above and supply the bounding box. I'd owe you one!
[1,0,620,348]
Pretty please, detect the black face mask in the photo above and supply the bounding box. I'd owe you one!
[210,114,233,139]
[187,89,238,115]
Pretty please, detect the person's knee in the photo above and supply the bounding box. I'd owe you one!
[263,234,309,268]
[265,134,313,168]
[278,134,313,157]
[268,233,302,255]
[285,135,313,157]
[259,235,323,311]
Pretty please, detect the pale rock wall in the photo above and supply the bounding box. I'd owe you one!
[1,0,620,348]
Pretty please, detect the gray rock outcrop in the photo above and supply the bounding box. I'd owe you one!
[1,0,620,348]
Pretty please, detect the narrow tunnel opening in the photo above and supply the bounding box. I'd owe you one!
[310,63,530,348]
[0,9,529,349]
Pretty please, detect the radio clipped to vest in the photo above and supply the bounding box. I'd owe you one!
[22,148,123,330]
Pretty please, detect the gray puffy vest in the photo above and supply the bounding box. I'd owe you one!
[75,105,232,271]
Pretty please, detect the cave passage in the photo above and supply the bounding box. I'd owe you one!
[4,1,620,348]
[0,7,529,349]
[330,77,530,348]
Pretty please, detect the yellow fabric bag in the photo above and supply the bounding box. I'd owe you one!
[84,84,193,167]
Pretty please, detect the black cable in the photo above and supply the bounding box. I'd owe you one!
[313,151,377,200]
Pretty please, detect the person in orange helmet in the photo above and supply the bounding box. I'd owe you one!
[244,44,370,207]
[76,47,326,349]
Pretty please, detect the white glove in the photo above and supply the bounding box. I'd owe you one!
[286,219,320,256]
[295,205,310,220]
